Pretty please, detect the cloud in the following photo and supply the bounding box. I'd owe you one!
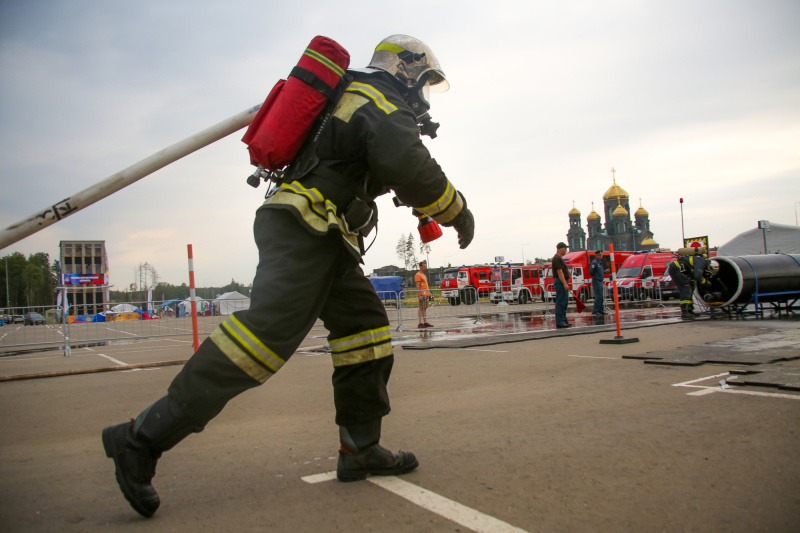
[2,0,799,287]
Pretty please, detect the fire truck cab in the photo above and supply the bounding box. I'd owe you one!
[615,251,675,300]
[440,266,493,305]
[489,264,543,304]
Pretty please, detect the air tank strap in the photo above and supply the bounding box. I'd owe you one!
[290,66,337,100]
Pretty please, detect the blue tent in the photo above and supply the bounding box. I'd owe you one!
[368,276,404,301]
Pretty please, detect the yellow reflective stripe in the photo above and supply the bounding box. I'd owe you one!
[304,48,345,78]
[263,189,361,254]
[375,42,406,55]
[416,181,463,224]
[330,325,392,353]
[275,182,351,236]
[334,92,368,123]
[210,328,273,383]
[347,82,397,114]
[430,191,464,224]
[331,341,393,367]
[282,181,329,219]
[221,315,286,374]
[419,181,455,216]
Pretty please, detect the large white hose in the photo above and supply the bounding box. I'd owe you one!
[0,104,261,250]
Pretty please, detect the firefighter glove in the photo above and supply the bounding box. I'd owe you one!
[451,207,474,249]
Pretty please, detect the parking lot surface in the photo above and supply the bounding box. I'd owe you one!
[1,316,798,532]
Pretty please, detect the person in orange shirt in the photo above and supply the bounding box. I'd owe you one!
[414,260,433,328]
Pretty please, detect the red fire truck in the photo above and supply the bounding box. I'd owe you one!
[440,265,494,305]
[488,264,544,304]
[543,250,632,301]
[615,251,675,300]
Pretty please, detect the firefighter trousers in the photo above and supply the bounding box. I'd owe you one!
[168,207,394,429]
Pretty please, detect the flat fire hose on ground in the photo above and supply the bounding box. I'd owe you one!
[0,104,261,250]
[0,359,189,383]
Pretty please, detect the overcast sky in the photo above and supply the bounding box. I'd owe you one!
[1,0,798,287]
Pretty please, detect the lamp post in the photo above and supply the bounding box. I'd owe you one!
[679,198,685,245]
[795,202,799,226]
[5,255,9,308]
[521,243,530,265]
[758,220,770,254]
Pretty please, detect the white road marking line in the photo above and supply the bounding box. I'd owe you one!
[301,472,530,533]
[687,388,718,396]
[455,348,509,353]
[84,346,127,366]
[716,388,800,400]
[673,372,800,400]
[567,354,617,359]
[104,327,138,337]
[672,372,730,387]
[370,476,529,533]
[301,471,337,484]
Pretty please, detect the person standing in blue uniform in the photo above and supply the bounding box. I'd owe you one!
[589,250,605,315]
[552,242,571,328]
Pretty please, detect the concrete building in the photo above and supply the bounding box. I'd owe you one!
[566,169,659,252]
[59,240,108,315]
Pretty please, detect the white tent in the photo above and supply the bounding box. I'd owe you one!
[214,291,251,315]
[717,223,800,256]
[110,303,138,313]
[178,298,208,316]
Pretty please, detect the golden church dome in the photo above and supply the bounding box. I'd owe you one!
[641,237,657,246]
[587,210,601,221]
[613,203,628,217]
[634,198,649,217]
[603,180,629,201]
[568,205,581,216]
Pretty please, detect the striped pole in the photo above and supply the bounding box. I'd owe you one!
[599,246,638,344]
[187,244,200,352]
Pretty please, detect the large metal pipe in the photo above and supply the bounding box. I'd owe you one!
[0,104,261,250]
[701,254,800,307]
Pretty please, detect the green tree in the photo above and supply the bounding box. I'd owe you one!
[1,252,57,308]
[419,237,431,258]
[405,234,418,269]
[396,234,407,266]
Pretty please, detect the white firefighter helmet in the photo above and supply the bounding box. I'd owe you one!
[368,35,449,93]
[708,260,720,277]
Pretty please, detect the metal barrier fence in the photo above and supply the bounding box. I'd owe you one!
[395,287,486,330]
[604,281,665,309]
[373,288,486,331]
[2,284,676,354]
[0,298,251,353]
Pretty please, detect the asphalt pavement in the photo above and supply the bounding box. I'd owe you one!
[0,312,798,532]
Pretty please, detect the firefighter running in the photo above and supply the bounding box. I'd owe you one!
[102,35,475,518]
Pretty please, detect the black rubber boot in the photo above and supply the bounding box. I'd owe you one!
[102,396,201,517]
[680,304,695,320]
[336,420,419,482]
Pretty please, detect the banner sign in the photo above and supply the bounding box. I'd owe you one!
[63,273,105,286]
[684,236,708,250]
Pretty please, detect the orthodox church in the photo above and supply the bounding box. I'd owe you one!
[566,169,659,252]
